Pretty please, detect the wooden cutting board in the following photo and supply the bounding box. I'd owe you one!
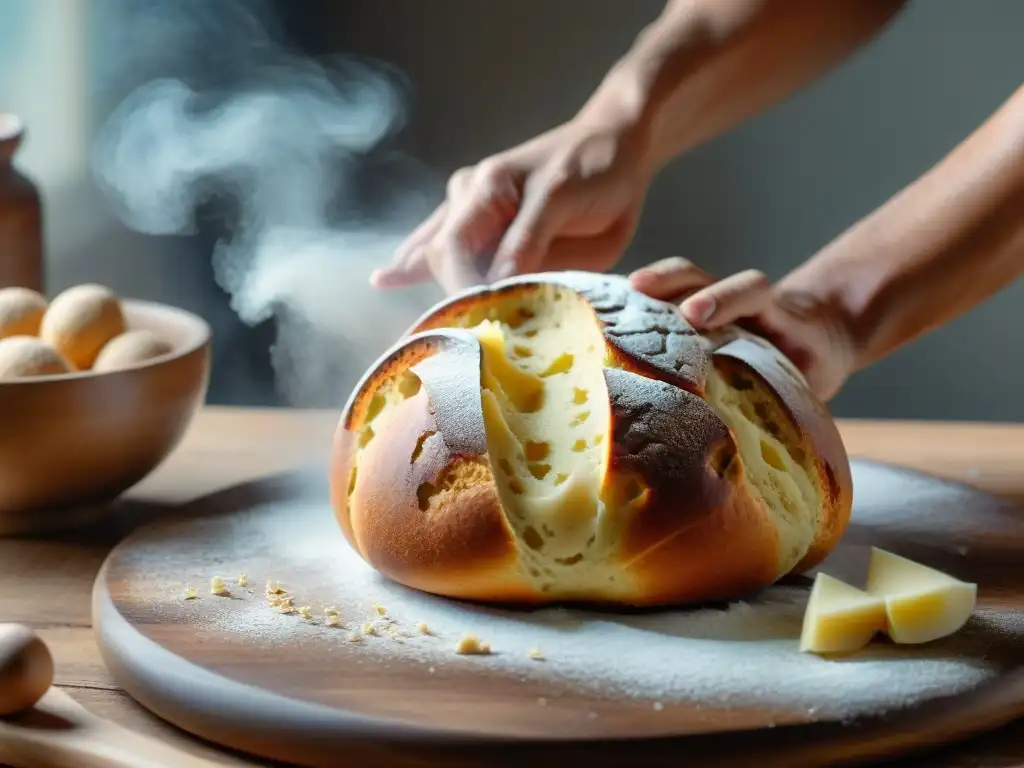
[92,460,1024,768]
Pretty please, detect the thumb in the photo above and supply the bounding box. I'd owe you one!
[487,174,571,282]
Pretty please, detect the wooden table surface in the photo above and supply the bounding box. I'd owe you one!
[3,407,1023,768]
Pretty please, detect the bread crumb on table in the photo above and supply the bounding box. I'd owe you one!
[455,632,491,655]
[326,614,341,627]
[346,632,362,643]
[526,647,545,661]
[265,580,286,595]
[362,622,378,636]
[183,585,198,600]
[324,606,339,617]
[209,576,230,596]
[237,573,248,588]
[415,622,431,635]
[298,605,313,620]
[373,601,387,616]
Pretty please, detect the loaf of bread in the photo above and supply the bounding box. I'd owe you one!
[330,271,852,607]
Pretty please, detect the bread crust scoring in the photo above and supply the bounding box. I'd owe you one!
[330,271,851,606]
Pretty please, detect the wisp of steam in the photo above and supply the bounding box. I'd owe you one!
[91,0,443,407]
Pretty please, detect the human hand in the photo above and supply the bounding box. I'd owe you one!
[628,257,857,402]
[372,115,655,296]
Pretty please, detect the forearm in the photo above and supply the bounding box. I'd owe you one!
[580,0,907,169]
[780,83,1024,374]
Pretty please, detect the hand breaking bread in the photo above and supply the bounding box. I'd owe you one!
[329,271,852,607]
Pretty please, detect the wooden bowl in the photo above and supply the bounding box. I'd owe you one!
[0,299,211,534]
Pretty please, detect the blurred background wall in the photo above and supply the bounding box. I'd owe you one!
[1,0,1022,420]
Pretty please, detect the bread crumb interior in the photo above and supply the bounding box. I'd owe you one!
[457,285,637,599]
[703,363,823,575]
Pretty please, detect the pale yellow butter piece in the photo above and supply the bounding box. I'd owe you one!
[866,547,977,644]
[799,572,887,654]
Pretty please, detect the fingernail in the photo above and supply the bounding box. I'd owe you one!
[489,258,516,282]
[683,295,716,325]
[629,269,655,288]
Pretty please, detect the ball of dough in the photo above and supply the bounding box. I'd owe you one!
[40,284,127,370]
[0,287,48,339]
[0,624,54,716]
[93,329,174,372]
[0,336,73,380]
[330,271,853,608]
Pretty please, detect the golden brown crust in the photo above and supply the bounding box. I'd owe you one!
[603,368,780,605]
[331,270,853,607]
[331,330,532,602]
[709,336,852,573]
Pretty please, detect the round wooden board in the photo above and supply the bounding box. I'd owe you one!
[93,460,1024,768]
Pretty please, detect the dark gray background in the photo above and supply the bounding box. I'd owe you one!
[3,0,1022,420]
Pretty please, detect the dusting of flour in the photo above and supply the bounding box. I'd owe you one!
[119,490,1019,723]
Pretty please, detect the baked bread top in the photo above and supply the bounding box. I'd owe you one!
[330,271,851,607]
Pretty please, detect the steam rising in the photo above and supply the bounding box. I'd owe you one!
[91,0,442,406]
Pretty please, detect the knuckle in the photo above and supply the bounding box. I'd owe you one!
[446,166,473,197]
[740,269,771,289]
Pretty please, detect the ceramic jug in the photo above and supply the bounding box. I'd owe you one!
[0,114,43,292]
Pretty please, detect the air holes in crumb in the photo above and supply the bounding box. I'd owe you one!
[572,439,587,453]
[509,478,526,495]
[411,431,435,462]
[529,463,551,480]
[518,307,536,320]
[729,373,754,391]
[416,482,435,512]
[557,553,584,566]
[347,467,358,495]
[358,426,375,448]
[593,434,604,445]
[709,443,737,477]
[525,441,550,461]
[513,345,533,358]
[760,441,787,471]
[573,388,589,405]
[540,353,574,377]
[397,372,421,398]
[365,393,386,422]
[570,411,590,427]
[554,473,569,486]
[524,329,538,338]
[498,458,515,477]
[523,526,545,550]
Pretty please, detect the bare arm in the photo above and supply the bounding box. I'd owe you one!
[580,0,909,169]
[780,82,1024,373]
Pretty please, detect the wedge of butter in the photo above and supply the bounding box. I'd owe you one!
[866,547,977,645]
[799,572,887,654]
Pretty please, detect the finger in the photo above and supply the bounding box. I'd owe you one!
[679,269,773,329]
[538,215,637,273]
[486,164,574,281]
[628,257,716,301]
[391,202,448,268]
[370,253,433,289]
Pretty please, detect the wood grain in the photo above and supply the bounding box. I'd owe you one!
[93,460,1024,768]
[2,407,1024,767]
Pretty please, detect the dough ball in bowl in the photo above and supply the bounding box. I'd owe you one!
[40,284,126,370]
[330,271,852,608]
[0,336,72,380]
[93,329,174,373]
[0,287,48,339]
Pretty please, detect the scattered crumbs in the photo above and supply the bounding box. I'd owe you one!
[298,606,313,620]
[346,632,362,643]
[373,601,387,616]
[183,584,198,600]
[537,697,548,707]
[326,614,341,628]
[209,576,230,596]
[237,573,248,588]
[415,622,431,635]
[652,701,664,712]
[265,580,286,595]
[324,606,339,617]
[527,647,545,661]
[455,632,491,655]
[278,597,296,614]
[362,622,377,636]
